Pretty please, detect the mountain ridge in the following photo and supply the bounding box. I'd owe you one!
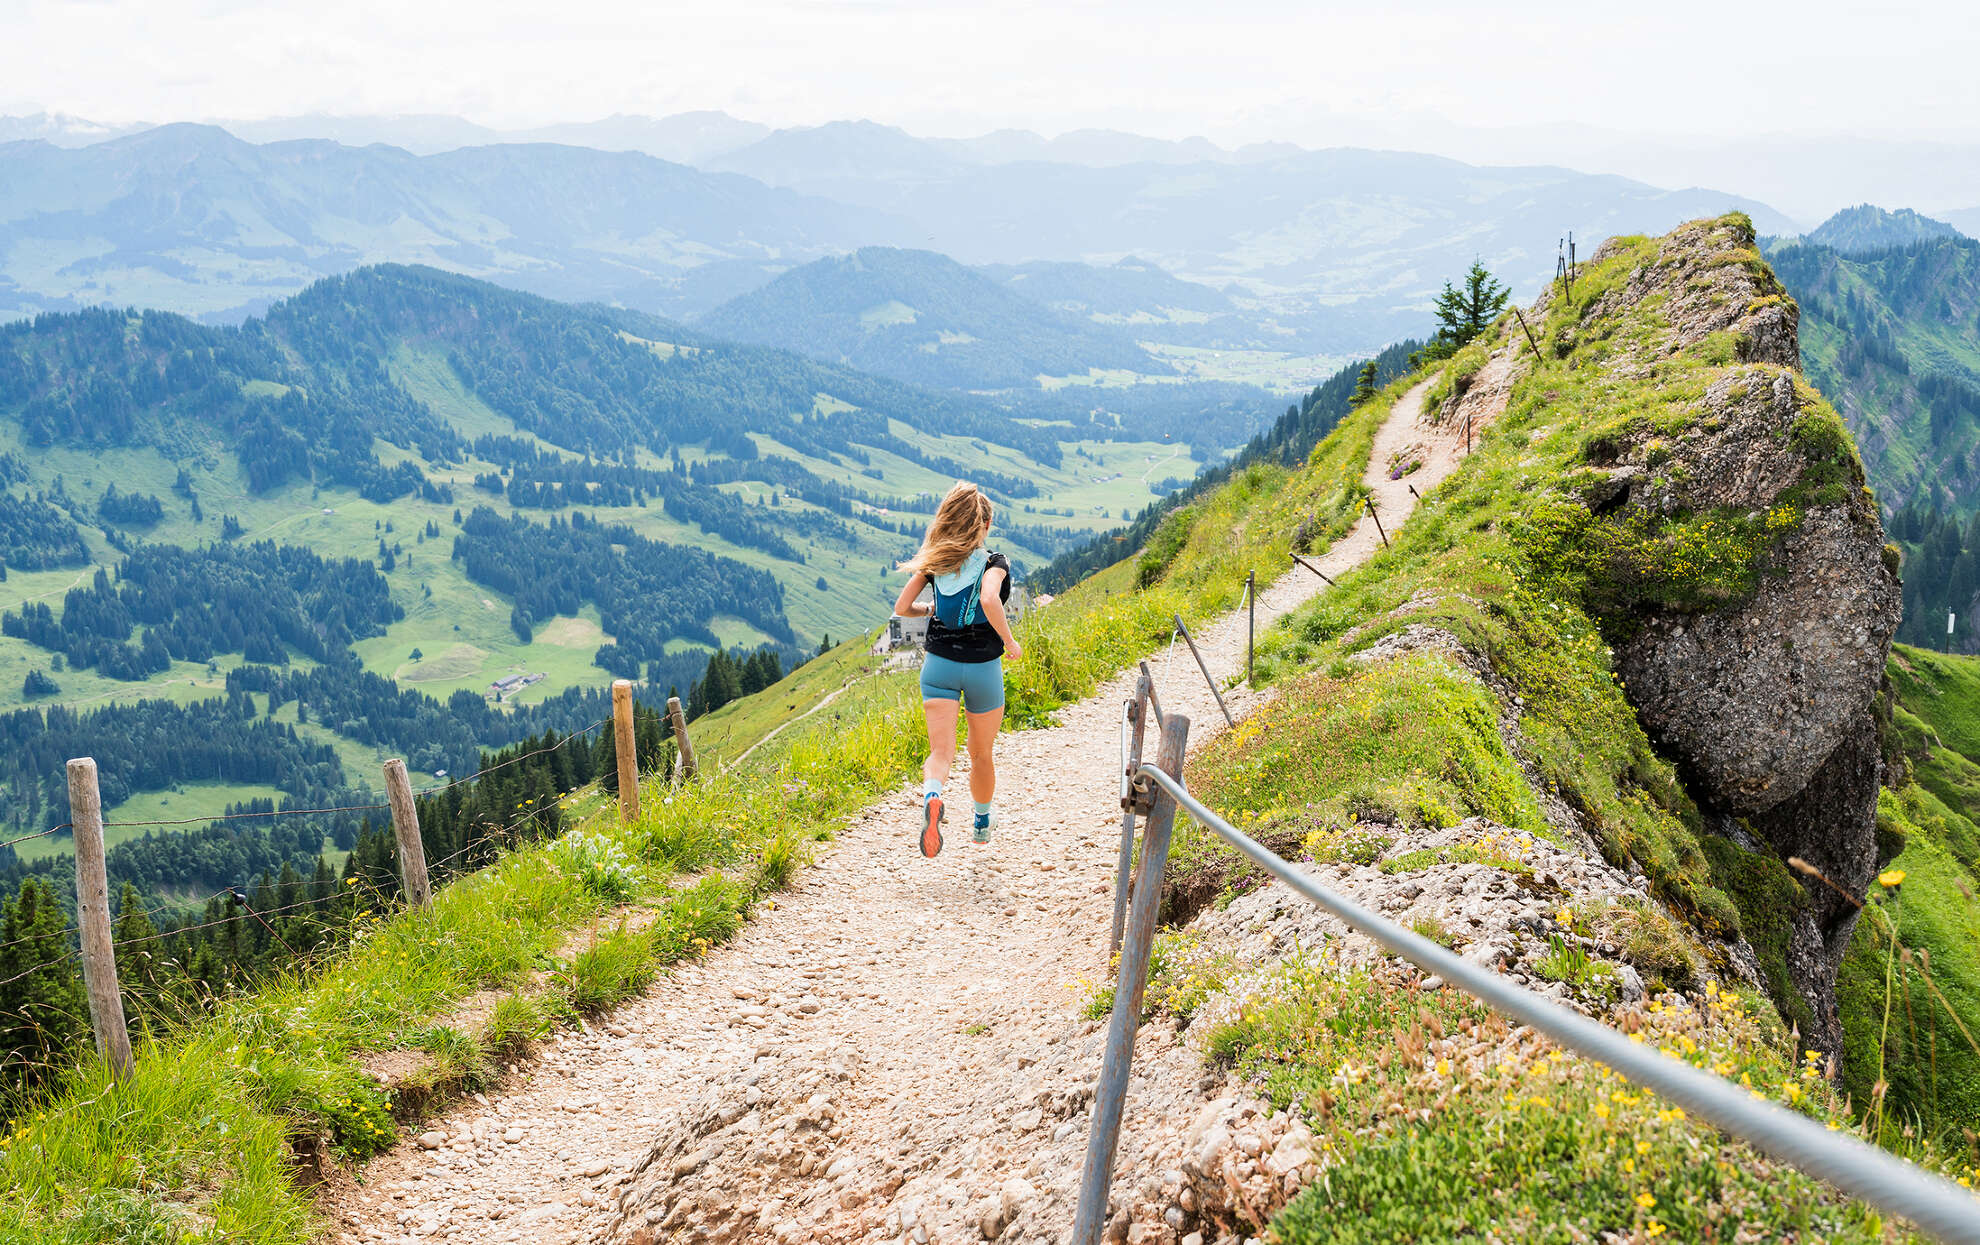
[1802,203,1962,253]
[696,245,1170,390]
[0,124,908,322]
[1,121,1795,359]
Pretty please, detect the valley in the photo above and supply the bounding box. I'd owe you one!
[9,214,1980,1245]
[0,265,1241,888]
[1763,209,1980,651]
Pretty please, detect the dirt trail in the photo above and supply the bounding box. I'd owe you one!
[325,376,1492,1245]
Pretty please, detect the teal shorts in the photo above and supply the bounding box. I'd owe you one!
[920,653,1006,713]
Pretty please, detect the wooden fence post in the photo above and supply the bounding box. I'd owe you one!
[613,681,641,822]
[67,757,133,1078]
[666,695,697,782]
[1364,495,1389,549]
[1246,570,1256,687]
[1512,306,1545,360]
[382,759,431,907]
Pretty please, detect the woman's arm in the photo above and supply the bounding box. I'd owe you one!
[893,572,931,617]
[977,567,1023,660]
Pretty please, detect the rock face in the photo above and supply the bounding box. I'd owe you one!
[1569,217,1901,1051]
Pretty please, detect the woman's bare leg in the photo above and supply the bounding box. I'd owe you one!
[924,699,960,792]
[965,706,1003,806]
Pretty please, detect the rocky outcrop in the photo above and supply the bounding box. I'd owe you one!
[1566,217,1901,1052]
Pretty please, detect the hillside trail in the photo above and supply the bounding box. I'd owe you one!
[323,373,1494,1245]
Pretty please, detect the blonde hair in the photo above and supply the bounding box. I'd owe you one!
[900,481,993,578]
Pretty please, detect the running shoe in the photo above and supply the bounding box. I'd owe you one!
[973,807,995,844]
[921,795,945,858]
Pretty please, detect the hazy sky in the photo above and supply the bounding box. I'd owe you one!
[5,0,1974,147]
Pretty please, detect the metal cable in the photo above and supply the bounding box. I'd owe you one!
[1134,760,1980,1244]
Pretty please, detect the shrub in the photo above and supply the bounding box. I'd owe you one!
[552,830,641,903]
[1589,898,1698,993]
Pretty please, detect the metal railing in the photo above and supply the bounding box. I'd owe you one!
[1073,682,1980,1245]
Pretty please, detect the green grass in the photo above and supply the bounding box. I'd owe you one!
[1831,646,1980,1148]
[0,664,930,1243]
[1225,954,1912,1243]
[679,628,892,767]
[1890,646,1980,761]
[1187,654,1550,843]
[1004,372,1405,727]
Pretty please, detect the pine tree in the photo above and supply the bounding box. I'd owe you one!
[0,877,90,1094]
[1425,260,1511,360]
[112,882,162,991]
[1350,361,1380,406]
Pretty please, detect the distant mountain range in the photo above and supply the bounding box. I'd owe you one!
[1798,204,1963,253]
[697,247,1169,390]
[0,124,898,322]
[1,115,1798,357]
[699,120,1794,296]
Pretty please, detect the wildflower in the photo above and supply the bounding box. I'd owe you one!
[1635,1193,1657,1211]
[1878,869,1905,889]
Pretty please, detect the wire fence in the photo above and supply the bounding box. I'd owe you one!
[0,715,617,950]
[0,700,653,1020]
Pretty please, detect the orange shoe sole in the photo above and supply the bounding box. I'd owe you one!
[921,797,944,858]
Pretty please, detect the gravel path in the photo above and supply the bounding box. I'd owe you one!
[325,377,1488,1245]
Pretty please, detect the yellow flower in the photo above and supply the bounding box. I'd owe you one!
[1635,1192,1657,1211]
[1878,868,1906,888]
[1647,1221,1666,1238]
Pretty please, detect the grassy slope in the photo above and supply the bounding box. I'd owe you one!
[0,340,1212,725]
[0,652,930,1243]
[677,629,889,769]
[1097,215,1979,1235]
[1001,369,1400,728]
[1846,646,1980,1143]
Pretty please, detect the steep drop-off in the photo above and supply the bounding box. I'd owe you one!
[1560,219,1901,1052]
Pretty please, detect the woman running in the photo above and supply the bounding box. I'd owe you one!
[894,481,1022,857]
